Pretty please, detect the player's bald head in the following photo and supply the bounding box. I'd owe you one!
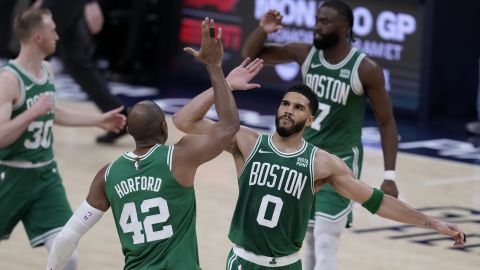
[127,100,167,142]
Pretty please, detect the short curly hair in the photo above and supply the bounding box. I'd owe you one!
[283,84,318,116]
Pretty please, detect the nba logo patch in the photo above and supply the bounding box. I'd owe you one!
[238,265,242,270]
[340,69,351,79]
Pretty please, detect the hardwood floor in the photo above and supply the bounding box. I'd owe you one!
[1,101,478,270]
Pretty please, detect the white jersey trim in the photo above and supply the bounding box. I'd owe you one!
[9,60,49,84]
[237,134,262,178]
[267,134,307,157]
[319,47,357,69]
[301,47,316,78]
[167,145,174,171]
[2,66,26,111]
[227,253,238,270]
[232,245,300,267]
[352,146,360,178]
[30,227,63,247]
[104,160,115,182]
[0,159,53,168]
[314,201,353,221]
[309,147,318,195]
[350,53,366,96]
[123,144,161,161]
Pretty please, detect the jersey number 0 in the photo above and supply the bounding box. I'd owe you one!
[256,194,284,228]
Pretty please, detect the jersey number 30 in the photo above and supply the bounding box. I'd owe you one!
[24,120,53,149]
[120,197,173,244]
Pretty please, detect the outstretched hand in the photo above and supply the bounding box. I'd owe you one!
[226,57,264,91]
[98,106,126,133]
[430,220,466,248]
[184,17,223,67]
[260,10,283,33]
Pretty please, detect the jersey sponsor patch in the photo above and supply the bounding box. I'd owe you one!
[296,157,309,168]
[340,69,351,79]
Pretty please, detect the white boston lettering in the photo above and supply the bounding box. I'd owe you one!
[305,74,350,106]
[249,161,307,199]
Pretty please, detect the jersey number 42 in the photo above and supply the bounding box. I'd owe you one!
[119,197,173,244]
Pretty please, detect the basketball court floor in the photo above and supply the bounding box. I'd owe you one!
[0,101,479,270]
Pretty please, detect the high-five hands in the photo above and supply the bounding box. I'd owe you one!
[184,17,223,67]
[226,57,264,91]
[260,10,283,33]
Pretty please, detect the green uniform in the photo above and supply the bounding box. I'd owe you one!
[301,47,366,224]
[0,60,72,247]
[228,134,316,269]
[105,144,200,270]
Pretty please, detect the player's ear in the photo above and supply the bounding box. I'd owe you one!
[340,20,349,37]
[32,32,42,44]
[160,120,168,143]
[305,114,315,127]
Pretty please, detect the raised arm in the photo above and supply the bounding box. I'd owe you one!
[242,10,310,65]
[47,165,109,270]
[0,70,52,148]
[173,57,263,135]
[171,17,241,186]
[359,57,399,197]
[314,150,466,247]
[182,17,240,142]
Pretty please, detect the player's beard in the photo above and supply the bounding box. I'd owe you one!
[313,31,340,50]
[275,115,306,137]
[40,41,56,57]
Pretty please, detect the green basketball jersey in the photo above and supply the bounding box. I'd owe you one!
[301,47,366,152]
[228,134,317,257]
[105,144,200,270]
[0,60,55,162]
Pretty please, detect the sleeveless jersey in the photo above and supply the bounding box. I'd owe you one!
[0,60,55,162]
[105,144,199,270]
[228,134,317,257]
[301,47,366,152]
